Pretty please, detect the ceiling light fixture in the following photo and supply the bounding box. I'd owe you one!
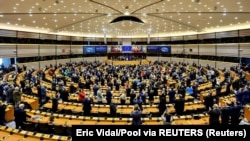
[110,16,144,24]
[109,16,144,31]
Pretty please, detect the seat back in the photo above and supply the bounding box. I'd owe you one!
[53,125,66,136]
[38,122,51,134]
[22,122,36,131]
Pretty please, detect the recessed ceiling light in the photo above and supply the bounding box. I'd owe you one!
[124,11,130,15]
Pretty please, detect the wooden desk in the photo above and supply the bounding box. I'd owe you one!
[198,82,212,91]
[5,105,14,122]
[200,86,226,101]
[244,105,250,121]
[219,94,235,107]
[22,95,39,110]
[0,126,70,141]
[172,115,209,125]
[26,109,210,126]
[43,100,205,116]
[0,128,11,139]
[244,72,250,81]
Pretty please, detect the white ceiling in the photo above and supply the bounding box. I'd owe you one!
[0,0,249,38]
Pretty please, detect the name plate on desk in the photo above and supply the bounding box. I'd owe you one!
[32,115,41,120]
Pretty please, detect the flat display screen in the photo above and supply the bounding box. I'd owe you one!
[160,46,171,54]
[95,46,107,53]
[122,46,132,52]
[147,46,171,54]
[146,46,160,53]
[83,46,95,54]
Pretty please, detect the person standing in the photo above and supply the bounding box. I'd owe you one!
[207,104,221,125]
[174,95,185,115]
[96,89,103,104]
[131,104,142,125]
[0,101,6,125]
[161,109,173,125]
[51,92,59,113]
[13,87,21,107]
[119,91,126,105]
[14,103,31,129]
[109,100,117,117]
[106,87,113,104]
[82,96,92,116]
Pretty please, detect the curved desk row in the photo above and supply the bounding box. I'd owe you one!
[32,87,195,104]
[4,95,39,122]
[42,100,206,116]
[0,126,70,141]
[25,109,209,126]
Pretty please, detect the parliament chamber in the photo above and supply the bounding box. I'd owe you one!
[1,0,250,141]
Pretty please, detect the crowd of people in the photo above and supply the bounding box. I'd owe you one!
[0,60,249,128]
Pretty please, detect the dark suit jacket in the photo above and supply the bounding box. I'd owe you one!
[14,107,31,123]
[230,105,242,125]
[110,103,117,115]
[204,94,214,110]
[0,104,6,124]
[208,108,221,125]
[82,99,92,112]
[131,110,142,125]
[221,106,231,124]
[174,98,185,115]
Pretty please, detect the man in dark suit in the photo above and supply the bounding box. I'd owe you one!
[204,92,214,111]
[131,104,142,125]
[82,96,92,116]
[168,87,176,103]
[230,101,243,125]
[174,95,185,115]
[109,100,117,117]
[208,104,221,125]
[51,93,59,113]
[221,102,231,125]
[14,103,31,129]
[106,87,113,105]
[0,101,6,125]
